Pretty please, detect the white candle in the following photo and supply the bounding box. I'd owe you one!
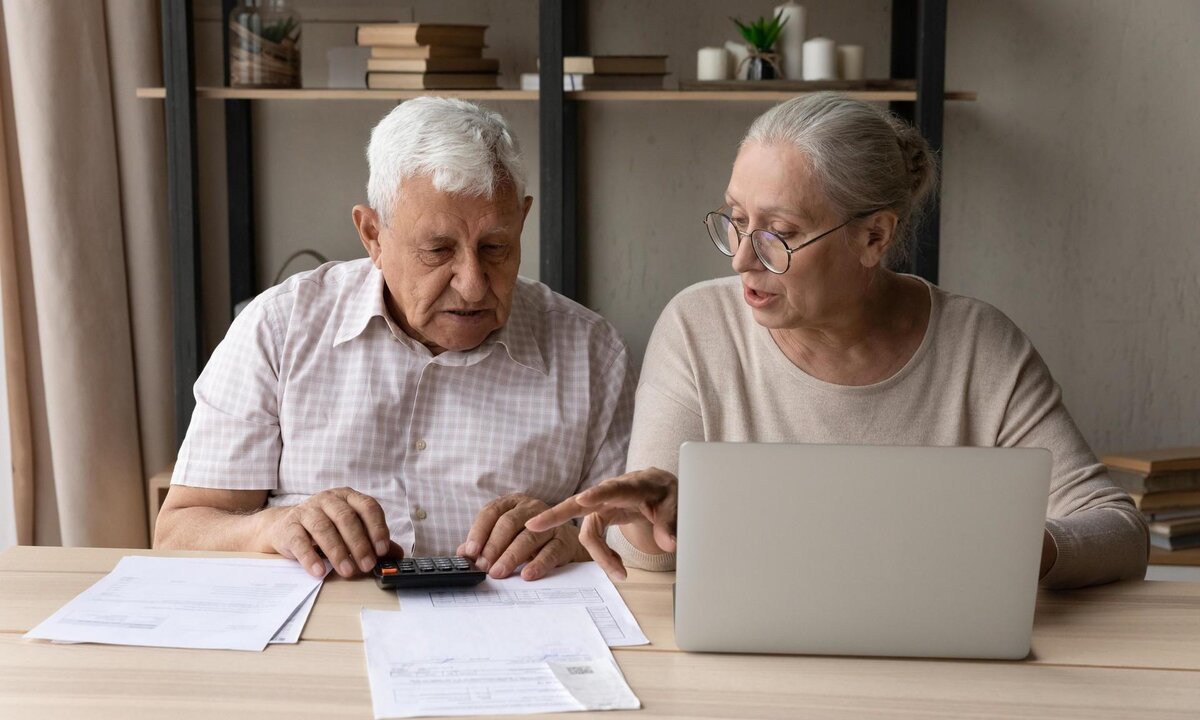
[802,37,836,81]
[773,2,806,80]
[696,46,730,81]
[838,45,865,81]
[724,41,751,80]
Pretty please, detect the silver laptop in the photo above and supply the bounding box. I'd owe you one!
[674,443,1051,660]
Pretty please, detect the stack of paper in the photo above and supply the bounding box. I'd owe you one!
[361,606,640,718]
[360,562,646,717]
[24,556,328,651]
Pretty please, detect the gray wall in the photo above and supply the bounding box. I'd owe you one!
[191,0,1199,454]
[940,1,1200,452]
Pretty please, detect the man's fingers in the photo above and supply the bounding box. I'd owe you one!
[282,523,326,578]
[462,497,517,560]
[525,496,587,532]
[266,489,393,578]
[301,509,356,577]
[579,512,627,581]
[343,490,391,559]
[385,540,405,559]
[522,533,572,581]
[320,496,377,573]
[478,507,536,571]
[487,528,546,579]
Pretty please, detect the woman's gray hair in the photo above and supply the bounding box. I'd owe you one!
[366,97,526,225]
[742,92,938,267]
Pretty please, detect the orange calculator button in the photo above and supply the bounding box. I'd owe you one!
[380,567,397,575]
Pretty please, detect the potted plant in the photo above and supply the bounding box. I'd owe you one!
[229,0,302,88]
[731,11,788,80]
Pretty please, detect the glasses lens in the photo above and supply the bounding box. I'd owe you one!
[705,213,736,257]
[752,231,790,273]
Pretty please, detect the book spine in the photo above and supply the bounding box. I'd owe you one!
[1107,468,1200,494]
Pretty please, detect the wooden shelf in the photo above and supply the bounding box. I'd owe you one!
[136,87,976,102]
[573,90,976,102]
[136,87,537,101]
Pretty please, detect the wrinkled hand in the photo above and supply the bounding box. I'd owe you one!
[265,487,400,579]
[457,493,589,581]
[526,467,678,580]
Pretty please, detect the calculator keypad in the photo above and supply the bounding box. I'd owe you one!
[374,556,487,590]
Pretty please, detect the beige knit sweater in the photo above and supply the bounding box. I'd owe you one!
[609,275,1147,589]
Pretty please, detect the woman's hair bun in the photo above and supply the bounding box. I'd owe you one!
[888,117,938,208]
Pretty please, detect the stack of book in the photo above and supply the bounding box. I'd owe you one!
[356,23,499,90]
[1102,447,1200,550]
[520,55,669,91]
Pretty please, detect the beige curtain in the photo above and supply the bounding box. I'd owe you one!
[0,0,173,547]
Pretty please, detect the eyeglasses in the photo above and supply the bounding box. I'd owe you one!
[703,208,880,274]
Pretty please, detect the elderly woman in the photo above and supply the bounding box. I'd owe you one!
[529,92,1147,590]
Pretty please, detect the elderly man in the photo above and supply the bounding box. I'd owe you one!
[154,98,634,582]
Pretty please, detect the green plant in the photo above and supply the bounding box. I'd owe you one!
[260,16,300,45]
[731,11,788,52]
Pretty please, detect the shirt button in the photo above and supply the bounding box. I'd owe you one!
[414,439,427,451]
[414,507,428,521]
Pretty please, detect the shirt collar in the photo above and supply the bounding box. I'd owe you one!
[333,262,392,348]
[489,284,546,375]
[333,264,547,375]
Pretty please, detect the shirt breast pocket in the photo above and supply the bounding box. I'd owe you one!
[480,415,590,504]
[279,382,401,479]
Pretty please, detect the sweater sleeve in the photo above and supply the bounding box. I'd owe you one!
[995,329,1148,588]
[608,298,708,571]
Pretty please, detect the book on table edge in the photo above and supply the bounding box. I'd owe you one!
[1127,489,1200,512]
[366,57,500,74]
[356,24,487,49]
[520,72,667,91]
[562,55,669,75]
[1149,532,1200,550]
[370,45,484,60]
[1148,516,1200,538]
[1106,467,1200,494]
[1101,446,1200,474]
[1144,506,1200,522]
[366,72,499,90]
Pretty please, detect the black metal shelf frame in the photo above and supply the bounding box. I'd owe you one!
[160,0,948,447]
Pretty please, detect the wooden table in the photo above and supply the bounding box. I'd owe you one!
[1,546,1198,719]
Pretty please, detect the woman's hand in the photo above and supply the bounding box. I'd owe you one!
[1040,528,1058,579]
[526,467,679,580]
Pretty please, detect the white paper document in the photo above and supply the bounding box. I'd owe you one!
[396,561,648,647]
[25,556,326,651]
[163,557,326,644]
[270,582,321,644]
[360,606,640,718]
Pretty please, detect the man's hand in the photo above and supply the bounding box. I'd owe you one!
[526,467,679,580]
[457,493,589,581]
[264,487,397,579]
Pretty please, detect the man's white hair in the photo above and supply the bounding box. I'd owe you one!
[366,97,526,225]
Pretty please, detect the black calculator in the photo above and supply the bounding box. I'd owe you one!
[373,556,487,590]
